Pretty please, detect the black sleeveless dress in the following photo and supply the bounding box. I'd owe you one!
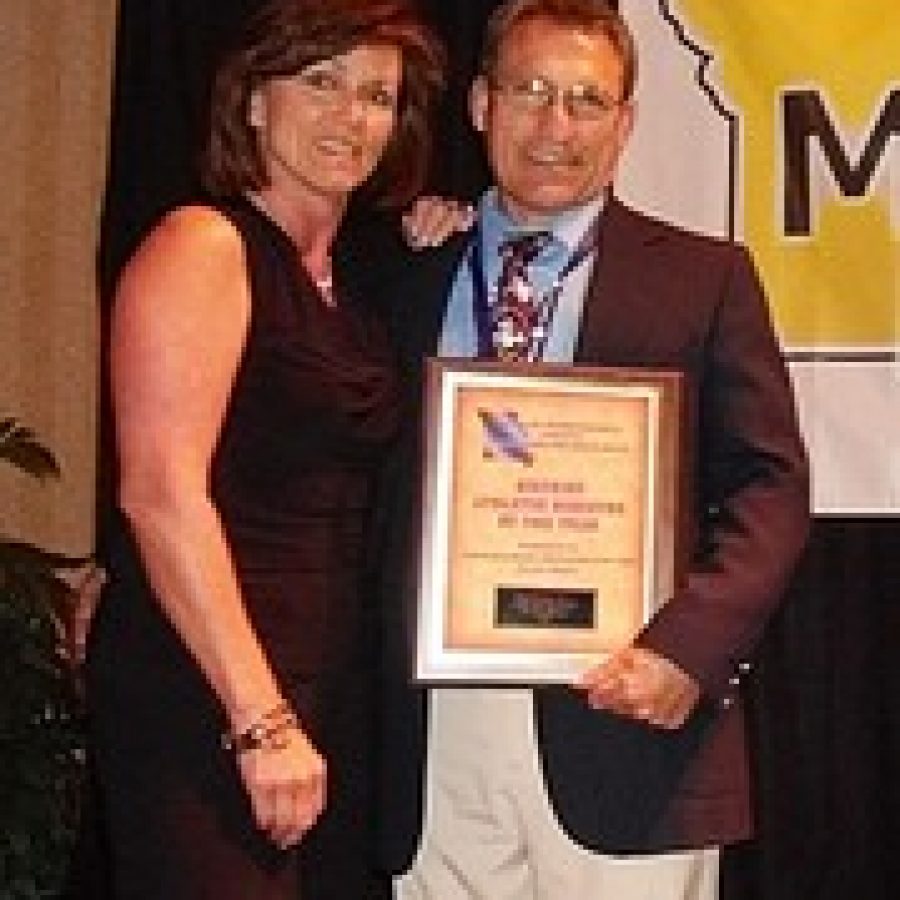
[87,198,399,899]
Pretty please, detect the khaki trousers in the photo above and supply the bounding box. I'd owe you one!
[395,689,719,900]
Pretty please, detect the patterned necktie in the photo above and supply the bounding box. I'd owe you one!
[492,231,551,361]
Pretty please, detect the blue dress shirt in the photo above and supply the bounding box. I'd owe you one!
[438,188,607,363]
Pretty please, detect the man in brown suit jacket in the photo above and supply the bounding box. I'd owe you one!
[370,1,810,896]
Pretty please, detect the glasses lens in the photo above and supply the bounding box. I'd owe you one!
[494,76,619,120]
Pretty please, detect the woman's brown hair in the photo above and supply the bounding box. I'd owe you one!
[202,0,445,208]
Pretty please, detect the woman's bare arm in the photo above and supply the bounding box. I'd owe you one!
[111,205,324,846]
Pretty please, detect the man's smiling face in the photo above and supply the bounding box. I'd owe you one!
[470,15,634,224]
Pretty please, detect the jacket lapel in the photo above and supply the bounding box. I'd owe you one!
[575,197,672,366]
[395,234,471,372]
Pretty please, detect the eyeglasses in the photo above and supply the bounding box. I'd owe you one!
[490,76,624,122]
[294,68,398,113]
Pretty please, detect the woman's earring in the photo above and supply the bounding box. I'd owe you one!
[249,93,264,128]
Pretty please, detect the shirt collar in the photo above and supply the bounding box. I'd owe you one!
[478,187,607,257]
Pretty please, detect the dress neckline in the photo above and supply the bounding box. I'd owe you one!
[237,194,339,309]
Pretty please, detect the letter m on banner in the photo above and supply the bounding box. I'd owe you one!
[783,90,899,238]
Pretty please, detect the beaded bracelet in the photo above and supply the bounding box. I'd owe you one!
[222,702,299,754]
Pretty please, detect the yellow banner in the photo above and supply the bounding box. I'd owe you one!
[676,0,898,349]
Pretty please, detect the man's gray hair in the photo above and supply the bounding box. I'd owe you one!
[479,0,637,101]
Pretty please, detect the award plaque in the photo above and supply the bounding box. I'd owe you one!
[414,359,687,683]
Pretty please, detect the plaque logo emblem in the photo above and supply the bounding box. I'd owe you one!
[478,408,533,466]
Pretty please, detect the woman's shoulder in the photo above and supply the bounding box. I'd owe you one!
[115,202,249,310]
[122,203,245,280]
[150,201,245,250]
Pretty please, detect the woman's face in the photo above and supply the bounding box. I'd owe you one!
[250,42,402,202]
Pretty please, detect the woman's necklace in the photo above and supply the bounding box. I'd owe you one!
[246,192,337,307]
[313,271,336,306]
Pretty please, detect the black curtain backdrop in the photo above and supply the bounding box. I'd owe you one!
[77,2,900,898]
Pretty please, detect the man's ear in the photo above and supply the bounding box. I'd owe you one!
[469,76,489,134]
[619,99,636,144]
[248,89,266,128]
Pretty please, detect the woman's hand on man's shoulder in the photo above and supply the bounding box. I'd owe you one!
[401,195,475,250]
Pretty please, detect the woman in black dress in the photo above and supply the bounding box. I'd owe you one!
[86,1,443,896]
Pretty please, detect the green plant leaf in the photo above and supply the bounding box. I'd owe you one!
[0,419,60,480]
[0,538,89,571]
[1,420,86,895]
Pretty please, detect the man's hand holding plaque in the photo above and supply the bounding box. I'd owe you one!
[574,646,701,730]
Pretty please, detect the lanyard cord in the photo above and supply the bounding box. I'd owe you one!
[468,214,603,360]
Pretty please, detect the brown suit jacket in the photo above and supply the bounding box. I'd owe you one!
[359,196,810,869]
